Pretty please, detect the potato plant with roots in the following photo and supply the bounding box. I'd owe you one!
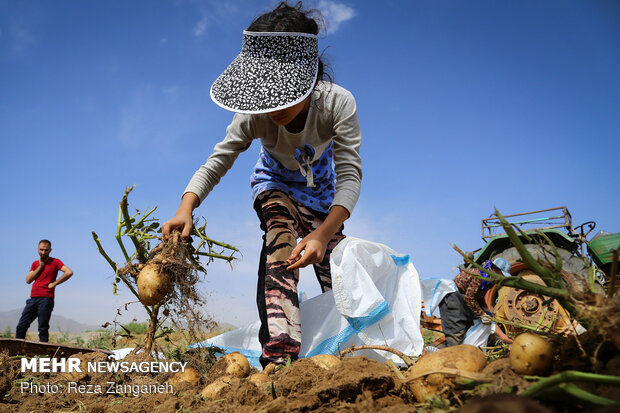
[91,186,239,355]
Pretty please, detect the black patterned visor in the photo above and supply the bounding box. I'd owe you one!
[210,31,319,114]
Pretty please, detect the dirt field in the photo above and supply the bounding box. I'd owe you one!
[4,352,411,413]
[2,338,618,413]
[2,308,619,413]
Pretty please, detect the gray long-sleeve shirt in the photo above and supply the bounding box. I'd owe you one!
[184,81,362,214]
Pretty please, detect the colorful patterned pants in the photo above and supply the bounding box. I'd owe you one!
[254,190,345,367]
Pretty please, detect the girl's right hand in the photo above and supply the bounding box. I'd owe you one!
[162,192,200,239]
[162,212,194,239]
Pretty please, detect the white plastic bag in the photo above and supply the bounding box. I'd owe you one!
[193,320,263,368]
[463,319,496,347]
[301,237,424,363]
[420,278,458,317]
[191,237,424,367]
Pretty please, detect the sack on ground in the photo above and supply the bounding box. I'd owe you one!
[192,237,424,368]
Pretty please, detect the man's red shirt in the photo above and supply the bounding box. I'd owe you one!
[30,258,64,298]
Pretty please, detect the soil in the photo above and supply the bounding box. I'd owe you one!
[1,353,418,413]
[1,343,619,413]
[2,293,618,413]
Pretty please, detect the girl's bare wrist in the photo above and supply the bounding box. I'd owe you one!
[177,194,199,215]
[176,208,193,218]
[314,226,335,243]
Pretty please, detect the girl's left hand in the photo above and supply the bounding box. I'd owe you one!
[286,230,330,271]
[286,205,349,271]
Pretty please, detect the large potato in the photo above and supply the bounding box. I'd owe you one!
[58,355,88,382]
[509,332,553,376]
[407,344,487,402]
[168,366,201,388]
[248,372,272,391]
[311,354,341,370]
[200,375,240,399]
[137,263,171,306]
[208,352,250,381]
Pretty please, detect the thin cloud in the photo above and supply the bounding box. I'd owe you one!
[117,84,205,151]
[317,0,355,34]
[7,22,37,56]
[212,1,239,17]
[189,1,238,39]
[194,15,208,38]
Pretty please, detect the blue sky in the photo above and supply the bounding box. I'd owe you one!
[1,0,618,329]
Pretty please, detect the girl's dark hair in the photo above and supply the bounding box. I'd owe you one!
[247,1,332,83]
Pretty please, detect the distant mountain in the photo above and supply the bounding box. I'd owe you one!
[0,309,101,334]
[0,309,236,335]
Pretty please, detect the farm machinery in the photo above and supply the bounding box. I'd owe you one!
[473,207,618,342]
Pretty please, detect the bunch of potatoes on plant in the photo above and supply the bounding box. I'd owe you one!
[92,186,239,354]
[133,230,197,307]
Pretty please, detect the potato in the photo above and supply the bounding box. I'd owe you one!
[58,355,88,382]
[168,366,200,388]
[137,263,171,306]
[311,354,341,370]
[248,372,272,390]
[200,375,239,399]
[208,352,251,381]
[262,363,277,375]
[407,344,487,402]
[509,332,553,376]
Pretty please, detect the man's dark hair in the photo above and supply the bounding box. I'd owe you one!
[39,239,52,247]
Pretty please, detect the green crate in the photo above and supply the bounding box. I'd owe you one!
[588,233,620,266]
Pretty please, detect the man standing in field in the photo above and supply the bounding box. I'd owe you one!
[15,239,74,342]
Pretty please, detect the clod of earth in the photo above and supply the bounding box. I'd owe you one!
[0,353,10,403]
[460,393,554,413]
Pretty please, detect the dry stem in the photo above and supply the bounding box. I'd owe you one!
[339,344,415,367]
